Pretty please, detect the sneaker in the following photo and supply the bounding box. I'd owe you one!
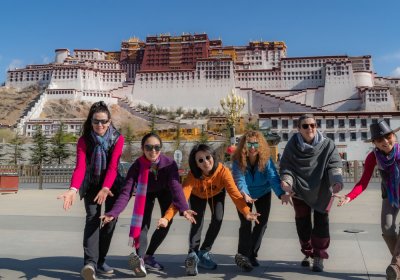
[386,263,400,280]
[97,262,114,274]
[81,263,96,280]
[198,250,217,270]
[128,252,147,277]
[144,255,164,271]
[249,256,259,267]
[185,252,199,276]
[235,253,253,272]
[301,256,311,267]
[312,257,324,272]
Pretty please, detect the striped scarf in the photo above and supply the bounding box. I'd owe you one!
[375,143,400,208]
[128,155,157,249]
[90,127,113,184]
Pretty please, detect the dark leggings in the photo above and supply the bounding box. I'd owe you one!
[83,188,118,266]
[188,190,226,253]
[237,192,271,258]
[293,197,330,259]
[138,188,173,257]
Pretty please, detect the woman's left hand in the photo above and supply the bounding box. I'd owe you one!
[183,210,197,224]
[245,212,261,224]
[94,187,114,205]
[157,218,169,229]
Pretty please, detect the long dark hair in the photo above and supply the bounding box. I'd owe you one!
[83,101,111,143]
[141,132,163,150]
[189,144,218,179]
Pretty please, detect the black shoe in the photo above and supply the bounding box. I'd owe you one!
[301,256,311,267]
[250,256,259,267]
[312,257,324,272]
[235,253,253,272]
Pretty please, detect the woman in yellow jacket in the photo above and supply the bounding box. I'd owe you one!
[158,143,259,276]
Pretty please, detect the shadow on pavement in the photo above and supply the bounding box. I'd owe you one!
[0,254,386,279]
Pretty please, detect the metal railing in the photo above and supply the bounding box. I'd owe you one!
[0,160,382,185]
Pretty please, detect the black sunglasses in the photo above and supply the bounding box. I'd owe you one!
[144,144,161,152]
[197,155,212,164]
[301,123,316,129]
[92,119,109,125]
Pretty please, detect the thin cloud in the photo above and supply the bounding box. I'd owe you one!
[41,56,50,64]
[8,59,23,70]
[379,51,400,61]
[391,67,400,77]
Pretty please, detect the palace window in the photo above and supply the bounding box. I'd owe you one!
[349,119,356,128]
[350,132,357,141]
[361,119,367,128]
[339,133,345,142]
[361,132,368,140]
[282,119,288,129]
[326,133,335,141]
[326,119,334,129]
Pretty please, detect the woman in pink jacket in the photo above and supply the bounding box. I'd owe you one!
[57,101,124,280]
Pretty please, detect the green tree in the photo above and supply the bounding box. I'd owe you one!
[8,133,25,165]
[31,126,49,190]
[149,111,156,134]
[198,124,209,144]
[50,125,71,164]
[121,125,136,162]
[31,126,49,164]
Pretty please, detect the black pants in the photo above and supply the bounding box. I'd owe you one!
[138,188,173,257]
[83,187,118,266]
[237,192,271,258]
[188,190,226,253]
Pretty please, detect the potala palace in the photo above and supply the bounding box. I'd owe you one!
[5,33,400,160]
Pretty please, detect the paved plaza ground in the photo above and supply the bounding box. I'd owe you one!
[0,182,389,279]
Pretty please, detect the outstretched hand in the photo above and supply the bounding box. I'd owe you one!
[245,212,261,224]
[157,218,169,229]
[99,215,115,225]
[281,192,294,206]
[333,194,351,206]
[57,189,77,210]
[94,187,114,205]
[183,210,197,224]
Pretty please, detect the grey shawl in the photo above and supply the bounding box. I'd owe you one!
[280,132,343,213]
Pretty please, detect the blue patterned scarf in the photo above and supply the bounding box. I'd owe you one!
[90,126,114,183]
[375,143,400,208]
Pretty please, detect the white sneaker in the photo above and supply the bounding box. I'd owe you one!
[128,252,147,277]
[81,263,96,280]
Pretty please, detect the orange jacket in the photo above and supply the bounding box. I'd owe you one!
[163,163,250,221]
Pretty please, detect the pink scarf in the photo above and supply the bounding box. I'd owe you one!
[129,156,151,249]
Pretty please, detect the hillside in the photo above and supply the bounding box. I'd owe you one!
[41,99,150,134]
[0,86,41,126]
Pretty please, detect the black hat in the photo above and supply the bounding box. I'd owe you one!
[366,120,400,142]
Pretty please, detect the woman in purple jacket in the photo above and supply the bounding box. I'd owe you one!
[101,132,195,277]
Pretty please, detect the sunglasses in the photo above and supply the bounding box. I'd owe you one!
[374,133,393,143]
[247,142,259,148]
[301,123,316,129]
[197,155,212,164]
[144,144,161,152]
[92,119,109,125]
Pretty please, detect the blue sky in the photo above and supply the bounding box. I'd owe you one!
[1,0,400,83]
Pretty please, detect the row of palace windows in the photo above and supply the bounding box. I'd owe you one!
[280,131,370,142]
[271,118,390,129]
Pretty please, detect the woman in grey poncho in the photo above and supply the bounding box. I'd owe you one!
[279,114,343,273]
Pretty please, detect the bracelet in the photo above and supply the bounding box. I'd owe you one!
[69,187,78,193]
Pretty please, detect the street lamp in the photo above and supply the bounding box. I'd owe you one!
[220,89,246,146]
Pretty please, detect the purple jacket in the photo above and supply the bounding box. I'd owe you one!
[106,153,189,218]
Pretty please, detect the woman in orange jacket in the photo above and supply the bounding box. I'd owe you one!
[158,143,259,276]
